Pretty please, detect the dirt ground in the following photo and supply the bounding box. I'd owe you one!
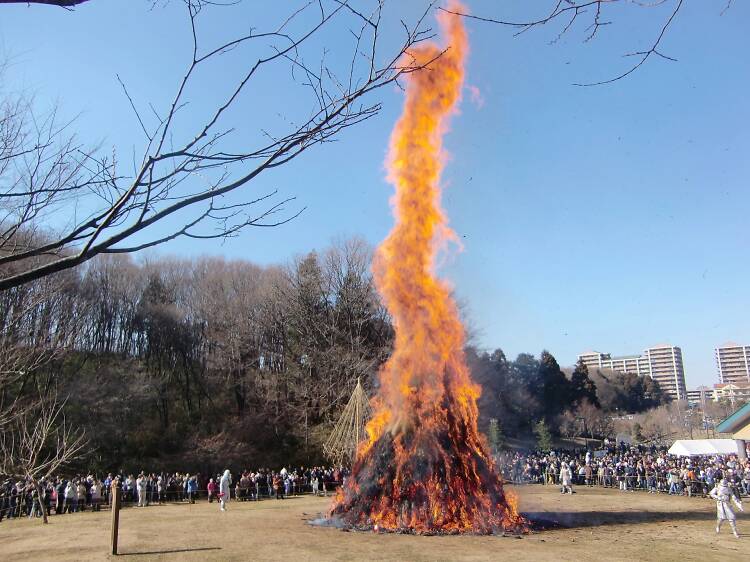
[1,485,747,561]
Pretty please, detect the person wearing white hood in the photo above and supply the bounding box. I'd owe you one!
[559,462,573,495]
[219,469,231,512]
[136,473,148,507]
[709,478,744,538]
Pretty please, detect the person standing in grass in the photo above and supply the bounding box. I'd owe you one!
[272,473,283,500]
[28,485,40,519]
[136,473,147,507]
[219,470,231,511]
[207,478,217,503]
[559,462,573,495]
[103,474,112,506]
[157,474,164,504]
[186,475,197,504]
[584,463,593,487]
[710,478,743,539]
[55,478,65,514]
[219,469,232,511]
[76,479,87,512]
[64,480,76,513]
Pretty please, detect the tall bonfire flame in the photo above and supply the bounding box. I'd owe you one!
[330,5,526,535]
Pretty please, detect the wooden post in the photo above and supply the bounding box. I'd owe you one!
[110,482,121,555]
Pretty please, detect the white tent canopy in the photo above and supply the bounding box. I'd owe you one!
[668,439,738,457]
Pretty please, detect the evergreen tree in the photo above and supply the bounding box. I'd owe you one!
[539,350,572,423]
[509,352,544,423]
[470,348,550,436]
[642,376,669,408]
[513,353,542,395]
[533,419,553,451]
[570,359,600,408]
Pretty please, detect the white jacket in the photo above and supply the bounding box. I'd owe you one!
[220,471,231,500]
[560,467,573,487]
[709,483,743,521]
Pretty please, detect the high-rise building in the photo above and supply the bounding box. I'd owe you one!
[578,351,651,376]
[644,345,687,401]
[577,351,609,371]
[577,344,687,401]
[715,343,750,385]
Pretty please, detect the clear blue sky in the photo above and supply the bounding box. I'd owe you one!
[2,1,748,388]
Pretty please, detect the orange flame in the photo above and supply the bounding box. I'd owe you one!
[331,2,526,534]
[370,0,472,443]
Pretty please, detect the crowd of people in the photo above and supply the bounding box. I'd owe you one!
[0,465,348,522]
[497,443,750,498]
[495,442,748,538]
[4,443,749,539]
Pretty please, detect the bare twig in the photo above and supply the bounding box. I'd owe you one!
[0,1,437,290]
[440,0,694,86]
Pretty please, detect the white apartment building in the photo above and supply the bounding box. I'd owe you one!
[578,345,687,401]
[578,351,651,376]
[715,343,750,385]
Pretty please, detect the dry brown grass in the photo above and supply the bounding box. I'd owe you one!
[0,485,746,561]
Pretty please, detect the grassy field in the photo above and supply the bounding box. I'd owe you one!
[1,485,746,561]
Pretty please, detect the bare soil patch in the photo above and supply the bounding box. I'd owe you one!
[1,486,746,561]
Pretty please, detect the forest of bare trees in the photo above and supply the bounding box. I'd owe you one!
[0,236,394,471]
[1,234,673,474]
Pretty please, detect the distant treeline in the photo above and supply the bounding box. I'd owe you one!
[0,237,668,472]
[469,349,669,444]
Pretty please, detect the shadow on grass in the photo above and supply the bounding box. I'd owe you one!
[119,547,221,556]
[527,509,715,530]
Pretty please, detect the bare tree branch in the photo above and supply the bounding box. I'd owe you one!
[0,0,90,8]
[575,0,684,86]
[0,1,437,290]
[440,0,716,86]
[0,392,87,526]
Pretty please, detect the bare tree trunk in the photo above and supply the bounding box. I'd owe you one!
[33,480,48,524]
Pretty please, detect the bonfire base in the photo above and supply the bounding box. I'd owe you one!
[328,426,527,535]
[310,514,530,536]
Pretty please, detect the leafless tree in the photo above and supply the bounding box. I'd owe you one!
[272,239,390,453]
[0,236,394,468]
[0,394,87,524]
[0,264,83,419]
[0,245,90,506]
[185,256,272,416]
[442,0,733,86]
[0,0,438,290]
